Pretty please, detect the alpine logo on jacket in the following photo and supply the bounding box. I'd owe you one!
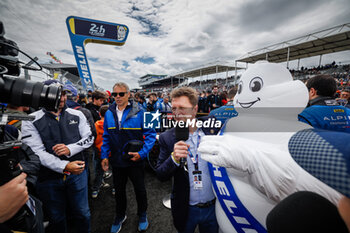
[69,119,78,125]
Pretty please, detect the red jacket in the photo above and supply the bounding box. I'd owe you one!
[94,119,104,156]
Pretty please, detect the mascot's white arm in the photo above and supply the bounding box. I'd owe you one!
[199,134,342,205]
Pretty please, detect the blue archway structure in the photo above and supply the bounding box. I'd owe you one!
[66,16,129,90]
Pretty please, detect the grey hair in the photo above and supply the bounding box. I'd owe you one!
[113,82,129,92]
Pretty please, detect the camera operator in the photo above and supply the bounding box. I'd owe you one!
[0,173,28,223]
[0,124,44,233]
[0,20,63,233]
[4,104,30,130]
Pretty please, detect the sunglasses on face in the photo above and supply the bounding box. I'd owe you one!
[112,92,127,97]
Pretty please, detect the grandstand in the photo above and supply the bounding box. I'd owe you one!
[235,23,350,87]
[236,23,350,68]
[138,61,243,92]
[138,74,173,91]
[41,63,101,92]
[138,23,350,92]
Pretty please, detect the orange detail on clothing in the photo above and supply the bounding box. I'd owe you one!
[95,119,111,158]
[94,119,104,155]
[8,120,19,125]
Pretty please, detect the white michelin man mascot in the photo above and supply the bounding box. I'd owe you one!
[198,61,342,233]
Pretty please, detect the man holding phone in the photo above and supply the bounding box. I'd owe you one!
[22,80,94,233]
[101,82,156,233]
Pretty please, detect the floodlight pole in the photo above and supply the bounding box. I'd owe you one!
[200,69,202,88]
[286,47,290,69]
[319,55,323,67]
[297,59,300,70]
[226,68,228,86]
[235,61,238,84]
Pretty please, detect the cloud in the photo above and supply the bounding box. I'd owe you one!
[1,0,349,91]
[135,56,155,64]
[60,49,74,55]
[122,60,130,72]
[238,0,329,33]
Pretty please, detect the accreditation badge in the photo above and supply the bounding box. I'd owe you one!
[193,170,203,190]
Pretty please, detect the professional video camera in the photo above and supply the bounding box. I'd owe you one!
[0,22,61,110]
[0,21,62,232]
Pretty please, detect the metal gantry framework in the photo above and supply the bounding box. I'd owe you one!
[236,23,350,70]
[170,60,243,89]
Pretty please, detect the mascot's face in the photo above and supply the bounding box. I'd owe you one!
[234,61,309,109]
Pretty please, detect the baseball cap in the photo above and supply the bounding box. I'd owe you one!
[63,84,78,96]
[289,128,350,197]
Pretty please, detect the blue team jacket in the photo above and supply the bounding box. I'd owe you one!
[101,101,157,167]
[209,101,238,124]
[154,99,163,112]
[298,99,350,133]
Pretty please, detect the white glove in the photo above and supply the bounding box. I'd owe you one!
[199,134,342,204]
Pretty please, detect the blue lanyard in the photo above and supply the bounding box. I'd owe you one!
[188,133,201,170]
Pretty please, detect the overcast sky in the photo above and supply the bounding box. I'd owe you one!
[1,0,349,90]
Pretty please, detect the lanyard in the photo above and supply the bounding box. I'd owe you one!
[188,133,201,170]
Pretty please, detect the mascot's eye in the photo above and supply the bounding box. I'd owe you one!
[249,77,263,92]
[238,81,243,94]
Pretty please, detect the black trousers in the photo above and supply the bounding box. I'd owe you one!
[112,166,147,218]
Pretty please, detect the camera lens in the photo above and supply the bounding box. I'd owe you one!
[0,76,61,111]
[40,84,61,111]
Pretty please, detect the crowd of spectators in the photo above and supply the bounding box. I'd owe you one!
[290,62,350,87]
[1,67,349,233]
[145,62,350,103]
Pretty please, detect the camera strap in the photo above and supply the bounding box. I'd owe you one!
[26,196,36,216]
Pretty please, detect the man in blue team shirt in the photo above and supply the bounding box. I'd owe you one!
[150,93,163,112]
[298,75,350,133]
[207,85,222,111]
[134,92,147,111]
[157,92,164,104]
